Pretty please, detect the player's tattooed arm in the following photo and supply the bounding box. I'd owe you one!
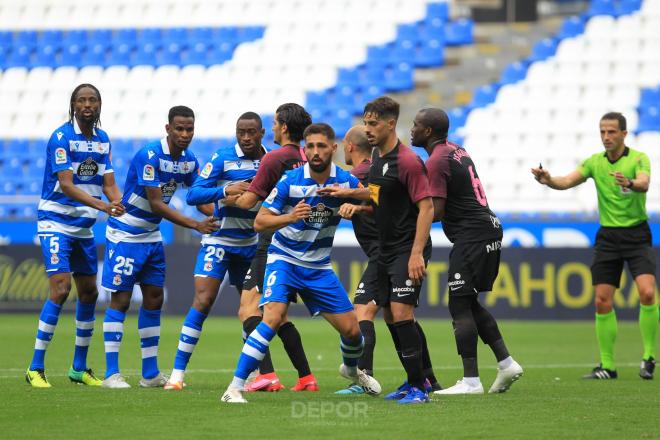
[254,200,312,233]
[531,167,585,190]
[57,170,123,217]
[144,186,219,234]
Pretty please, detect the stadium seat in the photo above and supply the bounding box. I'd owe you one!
[444,19,474,46]
[470,84,499,108]
[499,62,528,85]
[587,0,618,17]
[528,38,558,62]
[415,38,445,67]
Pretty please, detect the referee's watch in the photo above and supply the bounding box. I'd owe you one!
[626,178,634,189]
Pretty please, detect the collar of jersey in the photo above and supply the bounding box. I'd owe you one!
[73,118,97,137]
[604,146,629,163]
[160,138,187,158]
[234,143,267,158]
[303,162,337,180]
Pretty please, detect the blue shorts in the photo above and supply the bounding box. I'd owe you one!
[193,243,254,289]
[260,259,353,316]
[101,240,165,292]
[38,232,97,277]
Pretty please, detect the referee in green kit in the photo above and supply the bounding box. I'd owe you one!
[532,112,658,380]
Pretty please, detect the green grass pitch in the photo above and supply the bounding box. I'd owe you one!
[2,314,659,439]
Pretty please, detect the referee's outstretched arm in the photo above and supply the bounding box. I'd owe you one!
[531,167,586,190]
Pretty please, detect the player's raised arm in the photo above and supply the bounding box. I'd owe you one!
[531,166,586,190]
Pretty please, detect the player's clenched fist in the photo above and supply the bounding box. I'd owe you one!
[531,166,551,185]
[338,203,360,219]
[195,216,221,234]
[288,199,312,221]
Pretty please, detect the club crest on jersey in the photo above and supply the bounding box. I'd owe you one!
[382,163,389,176]
[304,203,332,227]
[368,183,380,205]
[143,164,155,181]
[50,253,59,265]
[55,148,67,164]
[77,157,99,181]
[112,274,122,286]
[200,163,213,179]
[264,287,272,298]
[204,261,213,272]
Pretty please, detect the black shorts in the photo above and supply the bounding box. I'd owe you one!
[353,258,378,305]
[242,231,273,293]
[447,238,502,296]
[376,247,431,307]
[591,221,656,288]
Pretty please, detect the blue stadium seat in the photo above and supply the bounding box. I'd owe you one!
[470,84,499,108]
[189,28,213,45]
[14,30,38,48]
[336,67,361,88]
[207,42,234,65]
[0,204,7,219]
[82,43,108,66]
[331,85,358,113]
[397,23,421,42]
[107,43,133,66]
[33,44,59,68]
[367,45,392,69]
[20,178,42,195]
[159,42,182,66]
[306,90,330,109]
[587,0,617,17]
[384,62,414,91]
[27,140,44,157]
[557,16,585,39]
[360,64,386,88]
[500,61,528,85]
[617,0,642,15]
[390,40,416,64]
[216,27,239,43]
[5,157,23,178]
[236,26,264,42]
[444,19,474,46]
[0,46,8,69]
[637,107,660,133]
[6,139,28,156]
[528,38,558,62]
[185,42,209,66]
[328,109,352,138]
[88,29,112,46]
[139,28,163,45]
[415,38,444,67]
[61,44,84,67]
[63,30,88,48]
[0,31,11,46]
[261,115,274,132]
[162,27,188,46]
[132,43,159,66]
[640,87,660,108]
[359,84,385,107]
[448,107,469,130]
[6,45,32,68]
[0,180,16,195]
[39,30,64,45]
[426,2,450,26]
[115,29,138,45]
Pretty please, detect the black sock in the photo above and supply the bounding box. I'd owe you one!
[243,315,274,374]
[471,298,509,361]
[386,322,405,366]
[358,320,376,376]
[415,321,438,386]
[394,319,425,390]
[448,296,479,378]
[277,322,311,378]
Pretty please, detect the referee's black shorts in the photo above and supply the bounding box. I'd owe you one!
[591,221,656,288]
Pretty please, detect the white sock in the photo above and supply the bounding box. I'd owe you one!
[498,356,514,369]
[230,376,245,390]
[463,376,481,387]
[170,369,184,383]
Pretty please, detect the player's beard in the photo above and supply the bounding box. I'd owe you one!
[309,156,331,173]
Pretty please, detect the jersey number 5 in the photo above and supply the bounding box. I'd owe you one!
[468,165,488,207]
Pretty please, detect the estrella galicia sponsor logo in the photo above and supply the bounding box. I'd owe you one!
[161,179,178,201]
[448,272,465,291]
[486,240,502,253]
[304,203,332,227]
[76,157,99,181]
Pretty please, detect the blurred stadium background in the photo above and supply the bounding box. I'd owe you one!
[1,0,659,320]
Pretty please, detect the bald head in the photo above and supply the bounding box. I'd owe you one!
[343,125,372,166]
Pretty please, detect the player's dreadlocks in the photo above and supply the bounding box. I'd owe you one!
[68,83,102,128]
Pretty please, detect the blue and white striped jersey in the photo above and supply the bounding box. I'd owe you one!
[107,138,199,243]
[263,163,360,269]
[187,143,267,248]
[37,120,114,238]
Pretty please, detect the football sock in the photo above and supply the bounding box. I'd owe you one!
[231,322,276,389]
[471,297,508,362]
[72,300,96,371]
[358,320,376,376]
[596,310,617,371]
[243,316,275,374]
[394,320,425,390]
[29,299,61,371]
[489,339,511,363]
[340,334,364,373]
[449,296,480,378]
[172,307,207,381]
[639,303,659,360]
[278,322,311,378]
[386,322,405,366]
[138,307,161,379]
[415,321,438,385]
[103,308,125,378]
